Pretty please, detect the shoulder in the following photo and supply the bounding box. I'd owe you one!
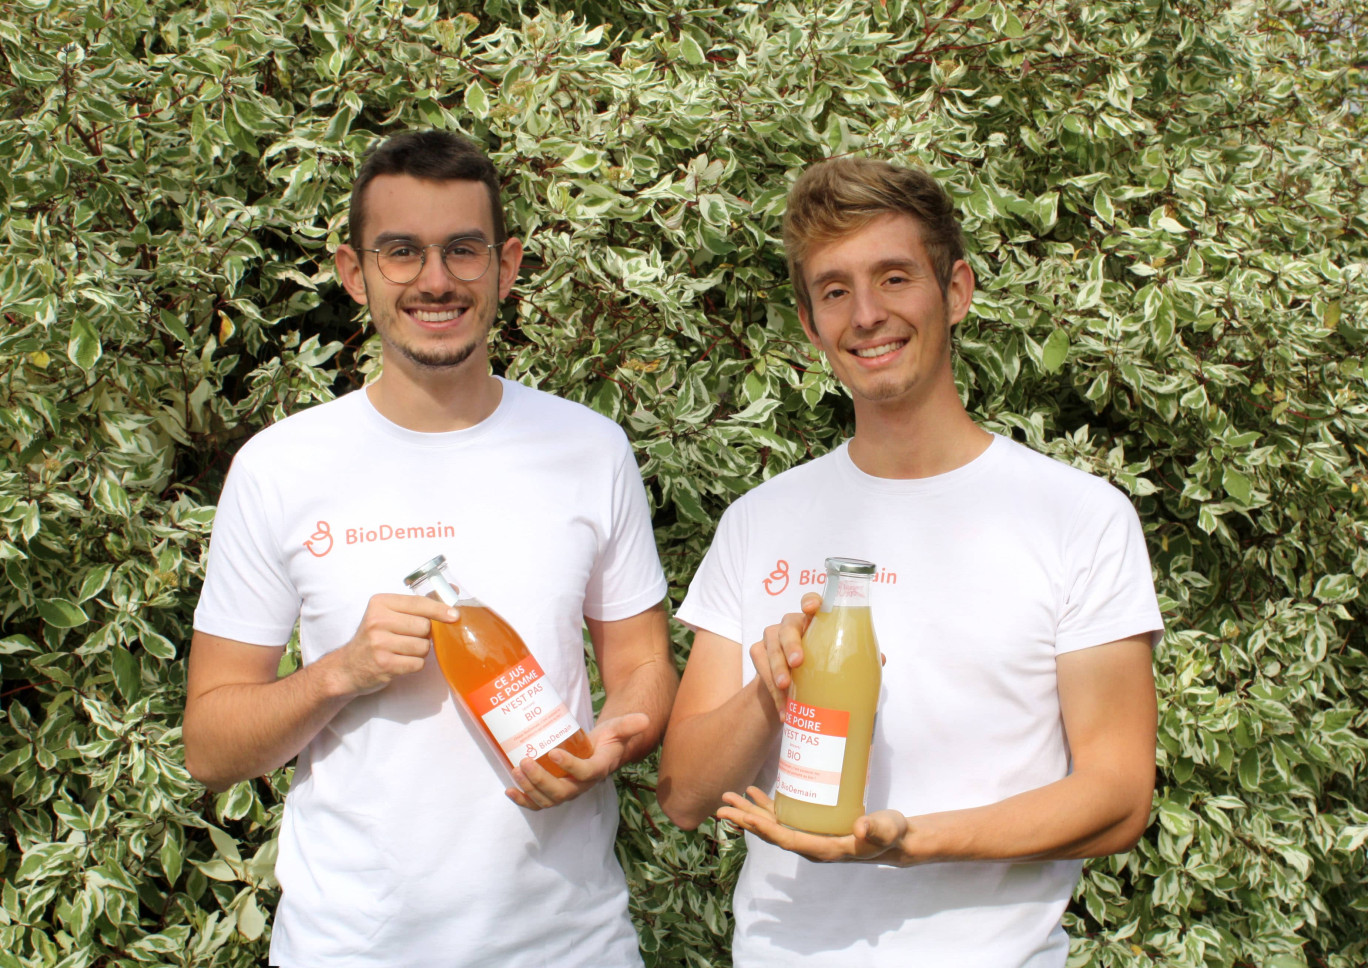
[501,379,633,452]
[990,437,1144,548]
[226,392,364,472]
[997,436,1128,502]
[708,448,845,540]
[732,447,846,510]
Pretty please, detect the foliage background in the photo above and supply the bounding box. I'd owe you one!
[2,0,1366,965]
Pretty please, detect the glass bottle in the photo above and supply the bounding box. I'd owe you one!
[404,554,594,778]
[773,557,882,835]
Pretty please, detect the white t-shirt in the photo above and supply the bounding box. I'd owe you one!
[194,379,667,968]
[676,435,1163,968]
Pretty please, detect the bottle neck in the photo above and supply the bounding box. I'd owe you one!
[821,572,872,611]
[412,571,481,608]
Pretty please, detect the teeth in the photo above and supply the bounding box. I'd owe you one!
[410,308,466,323]
[853,341,906,358]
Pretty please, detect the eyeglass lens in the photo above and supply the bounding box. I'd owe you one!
[377,240,492,284]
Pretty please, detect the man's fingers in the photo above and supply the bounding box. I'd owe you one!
[598,712,649,744]
[769,639,794,694]
[856,810,907,850]
[749,640,788,714]
[778,613,807,668]
[379,650,428,676]
[509,766,559,809]
[800,592,822,616]
[504,785,542,811]
[744,785,776,811]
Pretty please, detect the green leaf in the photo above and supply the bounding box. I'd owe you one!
[140,628,178,660]
[0,635,37,655]
[67,315,102,371]
[237,893,266,940]
[160,828,184,885]
[36,598,89,629]
[76,563,113,603]
[1092,188,1115,224]
[111,646,141,702]
[464,81,489,118]
[208,826,242,865]
[1222,466,1252,505]
[560,145,603,175]
[679,34,705,66]
[1041,328,1069,373]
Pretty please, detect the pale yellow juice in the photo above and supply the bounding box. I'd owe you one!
[774,604,881,835]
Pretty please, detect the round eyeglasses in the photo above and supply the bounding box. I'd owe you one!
[356,238,502,285]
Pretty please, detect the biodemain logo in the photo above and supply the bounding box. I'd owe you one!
[302,518,459,558]
[762,558,899,596]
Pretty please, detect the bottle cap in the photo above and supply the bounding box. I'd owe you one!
[404,554,448,588]
[824,557,875,575]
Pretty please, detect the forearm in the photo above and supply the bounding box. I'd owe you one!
[183,655,351,792]
[901,763,1154,865]
[595,651,679,764]
[658,676,782,830]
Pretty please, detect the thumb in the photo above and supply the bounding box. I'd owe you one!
[855,810,908,851]
[598,712,650,743]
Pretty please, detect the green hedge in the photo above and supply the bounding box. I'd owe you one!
[1,1,1365,965]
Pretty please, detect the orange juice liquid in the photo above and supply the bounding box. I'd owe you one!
[430,605,593,777]
[773,604,881,835]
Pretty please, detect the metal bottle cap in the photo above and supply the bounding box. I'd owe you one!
[404,554,448,588]
[824,557,876,575]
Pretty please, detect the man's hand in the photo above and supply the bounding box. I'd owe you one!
[750,593,822,717]
[328,593,457,697]
[504,713,650,811]
[717,786,919,866]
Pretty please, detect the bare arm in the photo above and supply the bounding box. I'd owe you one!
[182,593,458,792]
[719,634,1157,863]
[655,631,775,829]
[657,594,823,830]
[505,600,676,810]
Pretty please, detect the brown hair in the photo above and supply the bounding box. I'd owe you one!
[348,130,506,246]
[782,157,964,315]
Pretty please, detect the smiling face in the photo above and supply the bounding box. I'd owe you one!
[797,213,973,414]
[336,174,523,377]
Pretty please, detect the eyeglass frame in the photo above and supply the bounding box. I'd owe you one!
[353,236,505,285]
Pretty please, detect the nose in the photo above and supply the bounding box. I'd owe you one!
[850,283,887,330]
[415,244,455,295]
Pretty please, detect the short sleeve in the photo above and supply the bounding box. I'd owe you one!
[1055,482,1164,654]
[674,500,748,646]
[580,436,668,622]
[193,450,301,646]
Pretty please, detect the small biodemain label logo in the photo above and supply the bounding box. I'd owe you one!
[762,558,898,595]
[303,517,459,557]
[303,521,333,557]
[763,560,790,596]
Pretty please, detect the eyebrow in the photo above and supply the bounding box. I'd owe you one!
[371,230,491,246]
[809,257,923,290]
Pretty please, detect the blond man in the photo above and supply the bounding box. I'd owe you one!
[659,158,1161,967]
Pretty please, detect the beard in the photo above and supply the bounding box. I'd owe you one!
[365,277,497,371]
[380,327,484,369]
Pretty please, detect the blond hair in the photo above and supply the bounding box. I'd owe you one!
[782,157,965,315]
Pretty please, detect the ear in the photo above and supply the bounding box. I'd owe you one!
[336,244,369,306]
[496,237,524,299]
[945,259,975,327]
[797,300,820,349]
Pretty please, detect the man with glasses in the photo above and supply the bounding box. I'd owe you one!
[184,130,675,967]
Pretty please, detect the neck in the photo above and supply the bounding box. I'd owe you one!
[847,381,990,479]
[365,351,503,432]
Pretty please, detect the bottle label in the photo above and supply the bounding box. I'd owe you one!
[464,657,583,765]
[835,575,869,605]
[776,700,849,806]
